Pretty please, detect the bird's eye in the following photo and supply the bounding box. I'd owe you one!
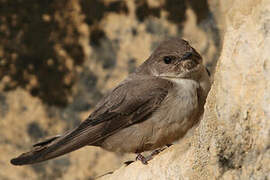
[163,56,173,64]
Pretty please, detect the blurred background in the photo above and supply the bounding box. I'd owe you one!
[0,0,223,179]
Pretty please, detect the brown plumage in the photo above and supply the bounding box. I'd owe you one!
[11,38,211,165]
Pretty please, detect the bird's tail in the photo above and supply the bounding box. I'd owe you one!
[10,123,104,165]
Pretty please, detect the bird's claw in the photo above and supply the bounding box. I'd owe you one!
[136,154,150,165]
[134,145,173,165]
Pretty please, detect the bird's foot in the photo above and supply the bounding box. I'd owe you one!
[150,144,172,156]
[166,143,173,147]
[149,148,163,156]
[134,145,173,165]
[135,153,151,165]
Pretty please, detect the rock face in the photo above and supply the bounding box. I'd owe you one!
[0,0,220,180]
[100,0,270,179]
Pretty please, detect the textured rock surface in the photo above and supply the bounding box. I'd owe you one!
[100,0,270,179]
[0,0,220,179]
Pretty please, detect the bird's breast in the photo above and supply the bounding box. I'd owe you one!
[143,79,199,149]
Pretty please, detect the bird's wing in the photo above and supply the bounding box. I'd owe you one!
[11,76,173,165]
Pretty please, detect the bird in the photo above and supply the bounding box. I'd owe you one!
[10,38,211,166]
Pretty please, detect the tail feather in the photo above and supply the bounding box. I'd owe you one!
[10,123,104,165]
[11,134,67,165]
[11,142,55,165]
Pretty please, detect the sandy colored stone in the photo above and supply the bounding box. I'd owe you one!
[0,0,220,179]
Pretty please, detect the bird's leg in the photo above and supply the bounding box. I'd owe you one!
[134,144,173,165]
[149,144,173,156]
[136,144,172,164]
[124,154,151,166]
[166,143,173,147]
[135,153,150,165]
[149,148,164,156]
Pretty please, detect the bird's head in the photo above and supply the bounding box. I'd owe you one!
[142,38,206,80]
